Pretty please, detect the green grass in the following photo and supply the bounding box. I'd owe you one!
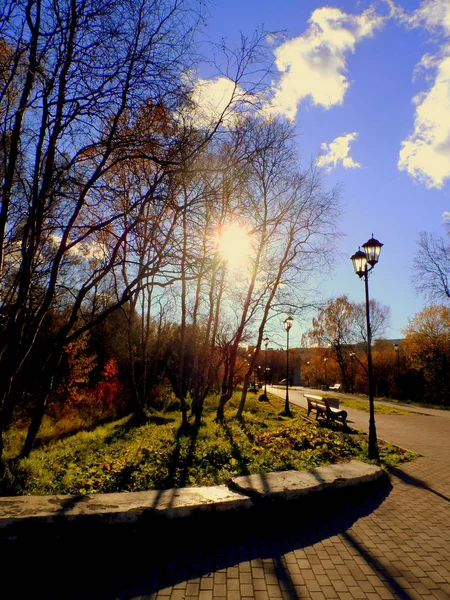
[378,397,450,411]
[324,395,417,415]
[1,392,417,496]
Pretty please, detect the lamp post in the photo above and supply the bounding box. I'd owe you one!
[283,316,293,416]
[349,351,355,392]
[263,337,269,397]
[351,235,383,461]
[323,357,328,389]
[393,343,400,379]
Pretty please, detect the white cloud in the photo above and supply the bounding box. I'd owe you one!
[404,0,450,35]
[186,76,246,129]
[263,5,389,121]
[397,1,450,188]
[51,234,108,263]
[398,48,450,189]
[443,211,450,221]
[317,132,361,172]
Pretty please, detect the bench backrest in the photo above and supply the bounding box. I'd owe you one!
[304,394,340,409]
[325,397,339,409]
[304,394,323,402]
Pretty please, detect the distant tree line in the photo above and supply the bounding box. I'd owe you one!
[301,296,450,406]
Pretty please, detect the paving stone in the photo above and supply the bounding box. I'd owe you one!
[254,578,267,591]
[185,583,199,595]
[200,578,214,590]
[240,583,254,596]
[266,584,283,598]
[227,567,239,579]
[252,567,265,578]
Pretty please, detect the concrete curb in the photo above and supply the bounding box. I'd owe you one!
[0,459,385,538]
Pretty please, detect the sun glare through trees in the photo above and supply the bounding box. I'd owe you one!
[215,223,252,274]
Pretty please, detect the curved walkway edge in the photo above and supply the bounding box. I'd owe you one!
[0,459,383,537]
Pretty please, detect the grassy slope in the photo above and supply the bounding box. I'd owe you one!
[1,393,417,496]
[323,395,417,415]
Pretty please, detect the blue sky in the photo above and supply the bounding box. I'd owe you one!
[199,0,450,343]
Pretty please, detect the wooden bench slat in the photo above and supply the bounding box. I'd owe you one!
[304,394,347,429]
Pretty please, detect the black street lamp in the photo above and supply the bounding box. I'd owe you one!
[351,235,383,461]
[263,337,269,397]
[323,357,328,389]
[283,316,293,416]
[349,351,356,392]
[393,343,400,379]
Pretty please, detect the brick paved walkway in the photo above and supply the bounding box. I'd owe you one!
[3,392,450,600]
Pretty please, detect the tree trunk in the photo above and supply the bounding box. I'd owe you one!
[216,390,232,422]
[20,392,49,459]
[236,375,251,418]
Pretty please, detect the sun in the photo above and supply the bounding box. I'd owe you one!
[215,223,252,272]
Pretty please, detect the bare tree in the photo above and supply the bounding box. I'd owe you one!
[0,0,270,459]
[413,230,450,303]
[303,295,390,392]
[212,118,341,421]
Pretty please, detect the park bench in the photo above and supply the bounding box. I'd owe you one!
[304,393,348,429]
[328,383,342,392]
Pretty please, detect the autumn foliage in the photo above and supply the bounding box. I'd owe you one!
[403,306,450,405]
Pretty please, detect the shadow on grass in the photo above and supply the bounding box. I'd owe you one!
[222,422,251,476]
[30,413,133,450]
[163,422,200,489]
[102,411,175,446]
[28,409,175,452]
[234,416,257,445]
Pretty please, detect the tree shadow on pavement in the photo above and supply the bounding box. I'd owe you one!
[389,465,450,503]
[1,478,412,600]
[342,530,413,600]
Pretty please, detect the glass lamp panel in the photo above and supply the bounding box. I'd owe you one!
[284,316,293,331]
[350,249,367,276]
[362,236,383,266]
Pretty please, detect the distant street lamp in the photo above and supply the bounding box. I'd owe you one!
[323,357,328,388]
[351,235,383,461]
[349,351,356,392]
[393,343,400,380]
[283,316,294,416]
[263,337,269,397]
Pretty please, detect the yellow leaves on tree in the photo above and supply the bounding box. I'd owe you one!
[64,335,97,404]
[403,305,450,404]
[403,305,450,368]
